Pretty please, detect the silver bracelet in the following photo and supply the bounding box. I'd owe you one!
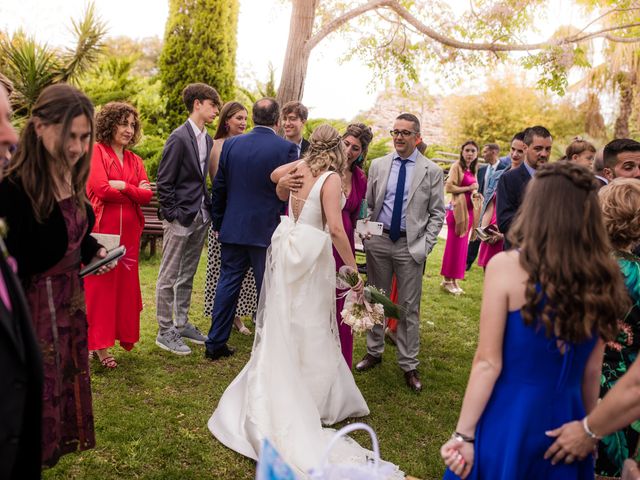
[451,431,475,443]
[582,416,601,440]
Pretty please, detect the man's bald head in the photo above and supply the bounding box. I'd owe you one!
[252,98,280,127]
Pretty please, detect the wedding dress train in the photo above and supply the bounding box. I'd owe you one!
[208,171,403,478]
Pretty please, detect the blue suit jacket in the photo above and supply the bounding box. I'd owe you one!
[496,163,532,243]
[211,127,298,247]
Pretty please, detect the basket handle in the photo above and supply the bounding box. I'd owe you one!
[317,422,380,472]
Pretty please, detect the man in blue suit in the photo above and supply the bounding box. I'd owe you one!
[205,98,298,360]
[496,126,552,249]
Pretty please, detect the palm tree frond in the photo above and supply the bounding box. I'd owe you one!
[60,1,108,83]
[0,33,62,114]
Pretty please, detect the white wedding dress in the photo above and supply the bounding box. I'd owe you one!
[208,171,403,479]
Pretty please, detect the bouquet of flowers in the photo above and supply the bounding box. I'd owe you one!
[336,266,403,334]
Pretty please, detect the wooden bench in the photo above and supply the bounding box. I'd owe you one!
[140,183,163,257]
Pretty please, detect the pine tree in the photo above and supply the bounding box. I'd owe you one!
[159,0,238,129]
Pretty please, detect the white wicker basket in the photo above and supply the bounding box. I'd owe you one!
[309,423,388,480]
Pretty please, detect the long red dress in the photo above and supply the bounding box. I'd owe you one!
[84,143,152,351]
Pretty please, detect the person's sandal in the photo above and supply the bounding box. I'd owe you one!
[440,281,461,296]
[99,355,118,369]
[234,317,252,336]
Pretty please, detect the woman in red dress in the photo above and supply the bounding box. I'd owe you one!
[85,102,152,368]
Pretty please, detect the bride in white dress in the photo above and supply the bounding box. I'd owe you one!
[208,125,402,478]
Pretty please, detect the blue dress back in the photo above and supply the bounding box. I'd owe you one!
[444,309,597,480]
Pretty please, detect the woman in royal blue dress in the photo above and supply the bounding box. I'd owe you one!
[440,161,630,480]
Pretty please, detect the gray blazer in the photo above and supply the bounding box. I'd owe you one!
[366,152,445,264]
[156,121,213,226]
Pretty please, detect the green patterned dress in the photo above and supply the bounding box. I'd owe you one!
[596,252,640,478]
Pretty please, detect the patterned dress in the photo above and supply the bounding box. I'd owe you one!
[203,229,257,319]
[596,252,640,478]
[25,198,95,467]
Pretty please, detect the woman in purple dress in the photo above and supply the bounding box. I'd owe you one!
[333,123,372,368]
[0,84,114,467]
[441,141,480,295]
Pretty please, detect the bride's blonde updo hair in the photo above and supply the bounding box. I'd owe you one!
[304,124,347,177]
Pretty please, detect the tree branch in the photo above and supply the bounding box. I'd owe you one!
[569,22,640,44]
[306,0,640,57]
[574,7,640,38]
[386,1,640,51]
[306,0,390,53]
[605,34,640,43]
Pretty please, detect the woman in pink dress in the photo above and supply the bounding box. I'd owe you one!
[440,141,479,294]
[333,123,372,368]
[477,192,504,269]
[85,102,153,368]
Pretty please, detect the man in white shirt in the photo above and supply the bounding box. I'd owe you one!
[155,83,221,355]
[281,101,309,157]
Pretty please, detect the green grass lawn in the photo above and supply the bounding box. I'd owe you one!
[44,240,483,480]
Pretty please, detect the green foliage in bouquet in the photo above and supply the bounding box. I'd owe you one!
[337,266,403,319]
[363,286,403,319]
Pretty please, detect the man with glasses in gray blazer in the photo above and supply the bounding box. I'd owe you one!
[356,113,445,392]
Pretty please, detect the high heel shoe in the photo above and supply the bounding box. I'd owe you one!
[233,316,252,336]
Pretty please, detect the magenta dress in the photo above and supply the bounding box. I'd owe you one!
[440,169,476,279]
[332,167,367,369]
[26,198,95,467]
[478,195,503,268]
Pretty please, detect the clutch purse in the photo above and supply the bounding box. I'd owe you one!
[91,233,120,251]
[475,224,498,242]
[91,205,122,251]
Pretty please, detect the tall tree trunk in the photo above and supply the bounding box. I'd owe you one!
[614,74,633,139]
[276,0,318,106]
[583,93,607,139]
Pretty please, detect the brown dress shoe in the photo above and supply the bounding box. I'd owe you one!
[404,370,422,392]
[355,353,382,372]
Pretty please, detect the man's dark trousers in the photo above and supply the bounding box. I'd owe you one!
[206,244,266,352]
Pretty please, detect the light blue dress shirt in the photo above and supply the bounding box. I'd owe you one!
[378,148,419,231]
[523,160,536,178]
